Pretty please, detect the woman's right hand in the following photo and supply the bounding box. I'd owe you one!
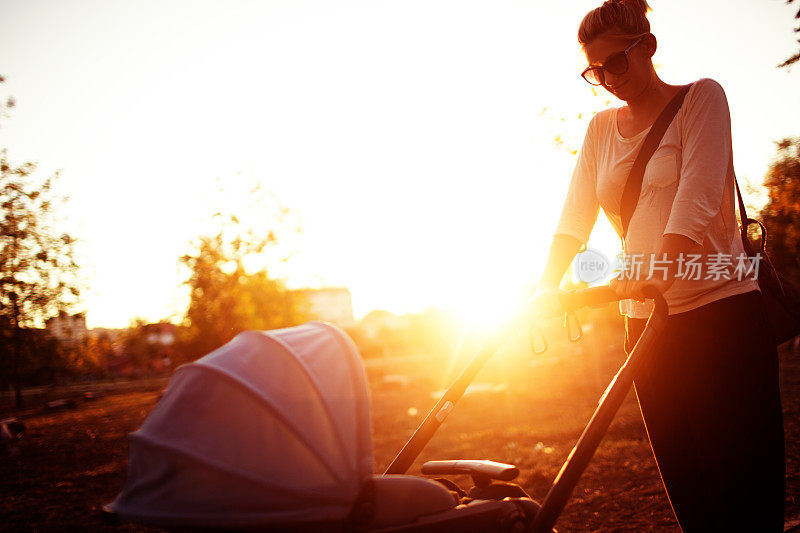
[525,285,566,322]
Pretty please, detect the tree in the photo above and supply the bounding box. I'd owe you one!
[82,331,115,378]
[0,153,81,406]
[0,75,15,124]
[118,319,163,379]
[778,0,800,68]
[758,137,800,284]
[0,75,81,406]
[179,213,307,359]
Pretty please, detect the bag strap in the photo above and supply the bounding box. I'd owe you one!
[734,171,751,251]
[620,83,694,239]
[732,169,766,255]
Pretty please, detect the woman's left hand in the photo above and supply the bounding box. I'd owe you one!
[611,234,702,301]
[609,276,672,301]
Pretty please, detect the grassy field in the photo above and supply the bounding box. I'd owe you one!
[2,322,798,532]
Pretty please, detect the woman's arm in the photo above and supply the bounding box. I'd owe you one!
[531,114,600,318]
[543,115,602,290]
[663,78,731,245]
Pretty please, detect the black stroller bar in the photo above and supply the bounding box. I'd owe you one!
[531,286,667,532]
[383,316,520,476]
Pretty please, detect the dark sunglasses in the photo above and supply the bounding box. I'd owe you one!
[581,36,645,86]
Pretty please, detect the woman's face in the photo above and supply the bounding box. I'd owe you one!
[583,32,654,101]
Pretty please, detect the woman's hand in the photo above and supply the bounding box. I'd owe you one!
[611,233,701,301]
[609,276,671,302]
[525,285,566,322]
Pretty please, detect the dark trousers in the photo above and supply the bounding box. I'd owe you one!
[625,290,785,531]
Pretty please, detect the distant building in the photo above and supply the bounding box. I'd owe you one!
[293,287,355,326]
[142,322,177,346]
[359,309,407,341]
[45,311,87,346]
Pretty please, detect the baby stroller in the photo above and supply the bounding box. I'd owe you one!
[104,286,668,532]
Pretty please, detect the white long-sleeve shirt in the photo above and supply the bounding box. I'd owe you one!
[554,78,759,318]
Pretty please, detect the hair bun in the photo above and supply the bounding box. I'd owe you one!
[578,0,651,45]
[618,0,650,16]
[602,0,649,15]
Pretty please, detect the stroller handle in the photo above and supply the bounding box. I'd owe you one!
[557,283,666,313]
[558,285,619,312]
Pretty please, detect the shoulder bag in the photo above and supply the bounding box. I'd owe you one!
[734,175,800,346]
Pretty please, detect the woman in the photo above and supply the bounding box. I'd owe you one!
[534,0,786,530]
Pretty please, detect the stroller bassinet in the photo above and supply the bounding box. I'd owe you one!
[106,322,538,532]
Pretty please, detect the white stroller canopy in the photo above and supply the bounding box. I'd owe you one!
[109,322,374,528]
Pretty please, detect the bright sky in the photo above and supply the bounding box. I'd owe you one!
[1,0,798,328]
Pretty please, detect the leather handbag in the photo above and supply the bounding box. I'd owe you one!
[734,176,800,346]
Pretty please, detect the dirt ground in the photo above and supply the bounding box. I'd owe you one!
[1,331,798,532]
